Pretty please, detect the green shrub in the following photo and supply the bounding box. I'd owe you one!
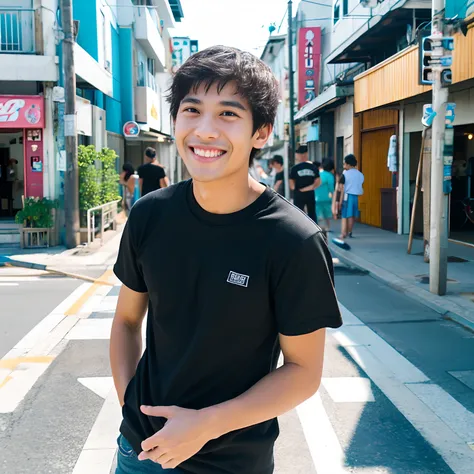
[98,147,121,205]
[78,145,101,216]
[15,198,58,228]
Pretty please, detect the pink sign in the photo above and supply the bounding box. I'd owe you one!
[0,95,45,129]
[298,28,322,110]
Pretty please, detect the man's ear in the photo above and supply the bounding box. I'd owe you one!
[252,124,273,150]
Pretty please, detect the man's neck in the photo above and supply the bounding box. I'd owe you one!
[192,170,265,215]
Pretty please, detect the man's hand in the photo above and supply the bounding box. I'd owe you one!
[138,405,217,469]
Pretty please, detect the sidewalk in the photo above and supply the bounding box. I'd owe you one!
[0,224,124,278]
[328,222,474,332]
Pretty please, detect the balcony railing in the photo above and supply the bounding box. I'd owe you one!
[0,8,35,53]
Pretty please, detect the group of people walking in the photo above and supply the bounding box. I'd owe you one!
[119,147,169,213]
[268,146,365,245]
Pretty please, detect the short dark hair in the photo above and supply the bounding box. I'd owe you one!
[122,163,134,181]
[344,154,357,167]
[322,158,334,172]
[313,161,321,169]
[145,147,156,159]
[167,45,280,166]
[271,155,283,166]
[296,145,308,154]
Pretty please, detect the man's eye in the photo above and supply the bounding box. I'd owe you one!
[183,107,199,113]
[221,111,238,117]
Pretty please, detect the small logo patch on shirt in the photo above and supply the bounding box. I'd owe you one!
[227,271,249,288]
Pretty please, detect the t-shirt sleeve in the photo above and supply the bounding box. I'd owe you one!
[160,166,167,178]
[137,166,144,179]
[113,210,148,293]
[313,166,320,179]
[273,232,342,336]
[290,166,297,180]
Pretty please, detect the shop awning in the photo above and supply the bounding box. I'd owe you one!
[294,84,353,122]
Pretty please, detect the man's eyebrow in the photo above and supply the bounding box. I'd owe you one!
[219,100,247,111]
[181,97,201,105]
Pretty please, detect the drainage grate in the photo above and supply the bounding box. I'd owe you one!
[413,252,468,263]
[415,274,458,284]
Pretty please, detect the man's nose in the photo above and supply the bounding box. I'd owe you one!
[194,114,219,141]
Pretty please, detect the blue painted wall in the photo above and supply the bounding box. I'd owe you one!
[106,24,123,135]
[119,27,134,125]
[73,0,98,61]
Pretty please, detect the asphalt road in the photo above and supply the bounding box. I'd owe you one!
[0,261,473,474]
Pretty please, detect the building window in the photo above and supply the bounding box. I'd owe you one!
[343,0,348,16]
[334,3,340,25]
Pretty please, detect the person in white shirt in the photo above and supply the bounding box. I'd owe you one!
[337,154,364,240]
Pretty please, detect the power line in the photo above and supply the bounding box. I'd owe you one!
[301,0,332,7]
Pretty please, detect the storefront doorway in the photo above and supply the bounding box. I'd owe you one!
[450,124,474,245]
[0,130,24,218]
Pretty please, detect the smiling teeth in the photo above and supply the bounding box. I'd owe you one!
[194,148,225,158]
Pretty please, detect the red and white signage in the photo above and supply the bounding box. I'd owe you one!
[298,28,322,110]
[0,95,45,129]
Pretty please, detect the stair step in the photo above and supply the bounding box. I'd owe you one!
[0,233,21,245]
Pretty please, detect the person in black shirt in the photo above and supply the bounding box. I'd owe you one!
[289,145,320,222]
[111,45,342,474]
[270,154,285,194]
[137,147,169,196]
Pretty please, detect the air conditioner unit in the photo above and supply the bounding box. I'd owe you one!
[360,0,378,8]
[104,60,112,72]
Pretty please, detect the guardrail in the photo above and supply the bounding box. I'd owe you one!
[86,200,121,246]
[0,8,35,54]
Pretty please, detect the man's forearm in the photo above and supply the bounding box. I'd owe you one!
[202,362,320,439]
[110,320,142,406]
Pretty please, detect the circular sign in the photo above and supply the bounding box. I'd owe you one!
[123,121,140,138]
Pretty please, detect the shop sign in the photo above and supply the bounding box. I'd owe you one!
[0,95,45,128]
[123,121,140,138]
[298,28,322,110]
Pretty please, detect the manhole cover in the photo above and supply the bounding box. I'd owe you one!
[415,274,458,284]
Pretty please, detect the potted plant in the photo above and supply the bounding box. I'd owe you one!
[15,197,58,248]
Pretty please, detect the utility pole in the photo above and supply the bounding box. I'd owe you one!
[429,0,449,295]
[287,0,296,172]
[61,0,80,248]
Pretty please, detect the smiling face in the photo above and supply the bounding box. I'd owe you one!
[174,82,271,183]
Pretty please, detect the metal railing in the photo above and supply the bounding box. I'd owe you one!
[86,200,121,246]
[0,8,35,53]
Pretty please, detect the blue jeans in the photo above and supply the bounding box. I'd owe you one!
[116,434,184,473]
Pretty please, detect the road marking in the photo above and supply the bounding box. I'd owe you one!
[0,282,19,286]
[73,378,120,474]
[65,270,113,316]
[0,356,54,370]
[0,277,108,413]
[78,377,114,399]
[334,304,474,474]
[66,319,113,340]
[297,392,350,474]
[321,377,375,403]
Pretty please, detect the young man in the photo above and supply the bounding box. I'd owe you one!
[271,154,285,194]
[338,154,364,240]
[138,147,169,196]
[289,145,320,222]
[111,45,342,474]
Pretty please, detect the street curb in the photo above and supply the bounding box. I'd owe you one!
[0,257,114,285]
[329,243,474,333]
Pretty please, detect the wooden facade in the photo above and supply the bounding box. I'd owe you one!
[354,109,399,228]
[354,20,474,113]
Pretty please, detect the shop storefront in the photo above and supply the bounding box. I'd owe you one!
[0,95,45,218]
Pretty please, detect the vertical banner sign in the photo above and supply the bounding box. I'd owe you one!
[298,27,322,109]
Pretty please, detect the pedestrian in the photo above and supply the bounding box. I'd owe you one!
[335,154,364,242]
[111,45,342,474]
[315,158,336,233]
[119,163,140,214]
[137,147,169,196]
[289,145,320,222]
[271,154,285,194]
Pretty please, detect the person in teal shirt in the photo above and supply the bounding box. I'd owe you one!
[315,158,335,232]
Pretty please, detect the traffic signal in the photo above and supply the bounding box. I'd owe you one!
[419,36,454,86]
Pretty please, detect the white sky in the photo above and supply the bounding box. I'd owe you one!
[171,0,302,56]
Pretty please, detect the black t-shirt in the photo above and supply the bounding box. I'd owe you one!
[274,171,284,194]
[113,180,342,474]
[137,162,166,196]
[290,162,319,193]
